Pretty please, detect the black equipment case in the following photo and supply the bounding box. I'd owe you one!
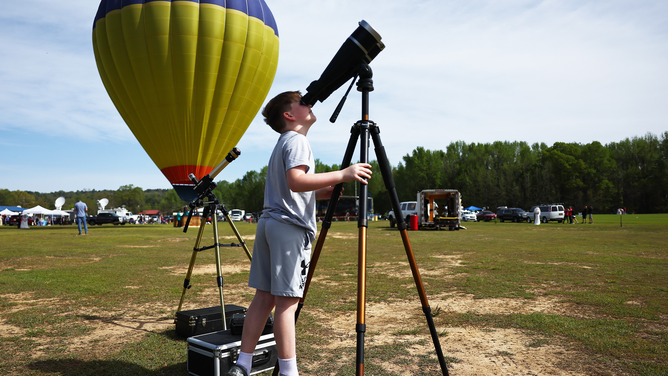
[230,312,274,336]
[187,330,277,376]
[176,305,246,338]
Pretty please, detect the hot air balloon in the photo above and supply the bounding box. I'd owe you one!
[92,0,279,200]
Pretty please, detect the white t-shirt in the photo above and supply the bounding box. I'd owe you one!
[261,131,317,242]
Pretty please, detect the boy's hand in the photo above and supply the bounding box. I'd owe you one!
[287,163,372,193]
[316,185,337,200]
[343,163,372,184]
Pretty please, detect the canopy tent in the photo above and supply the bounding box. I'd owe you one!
[22,205,54,215]
[0,209,17,216]
[50,210,70,216]
[464,206,482,211]
[0,206,24,212]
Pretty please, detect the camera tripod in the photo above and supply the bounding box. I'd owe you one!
[175,157,252,330]
[274,63,449,376]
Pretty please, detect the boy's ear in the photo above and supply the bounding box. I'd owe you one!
[283,111,295,121]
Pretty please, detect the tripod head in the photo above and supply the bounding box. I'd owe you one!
[330,62,374,123]
[182,147,240,233]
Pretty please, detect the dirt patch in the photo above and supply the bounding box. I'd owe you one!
[55,303,175,359]
[524,260,593,269]
[0,292,61,315]
[303,299,590,375]
[160,263,250,276]
[1,255,109,272]
[328,232,358,240]
[366,254,463,280]
[158,237,193,243]
[439,327,585,375]
[220,234,255,241]
[0,292,176,359]
[430,293,591,318]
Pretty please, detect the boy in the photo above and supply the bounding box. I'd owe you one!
[228,91,372,376]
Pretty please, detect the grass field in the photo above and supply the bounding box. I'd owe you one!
[0,214,666,375]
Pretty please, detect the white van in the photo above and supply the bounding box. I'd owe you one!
[229,209,245,222]
[526,204,565,223]
[386,201,418,228]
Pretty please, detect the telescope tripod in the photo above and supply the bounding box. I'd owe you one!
[274,64,449,376]
[175,188,252,330]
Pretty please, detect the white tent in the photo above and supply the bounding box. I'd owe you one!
[0,209,17,216]
[22,205,54,215]
[50,210,69,216]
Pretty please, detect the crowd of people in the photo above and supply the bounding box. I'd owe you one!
[562,205,595,224]
[0,214,71,226]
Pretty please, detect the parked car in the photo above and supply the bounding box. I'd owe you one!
[387,201,418,228]
[229,209,245,222]
[6,215,22,225]
[476,210,497,222]
[87,212,122,226]
[526,204,565,223]
[496,208,527,223]
[461,210,477,222]
[5,215,39,226]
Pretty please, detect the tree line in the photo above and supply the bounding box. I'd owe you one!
[0,185,182,216]
[2,132,665,216]
[392,132,667,215]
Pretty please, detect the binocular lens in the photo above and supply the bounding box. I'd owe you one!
[301,20,384,106]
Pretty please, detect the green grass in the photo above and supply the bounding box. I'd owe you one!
[1,214,667,375]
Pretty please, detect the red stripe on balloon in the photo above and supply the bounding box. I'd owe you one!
[161,165,214,185]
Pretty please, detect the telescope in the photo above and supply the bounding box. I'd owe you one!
[300,20,384,107]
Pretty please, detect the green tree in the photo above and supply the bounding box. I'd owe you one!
[213,180,236,209]
[543,142,586,206]
[0,190,38,208]
[394,147,446,202]
[237,167,266,214]
[115,185,145,213]
[159,189,186,213]
[366,160,390,215]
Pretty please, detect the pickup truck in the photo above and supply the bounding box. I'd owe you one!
[387,201,418,228]
[87,212,123,225]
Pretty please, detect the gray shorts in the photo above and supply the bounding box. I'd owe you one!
[248,217,311,297]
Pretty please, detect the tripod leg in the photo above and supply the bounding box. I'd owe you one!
[371,125,450,376]
[356,225,368,376]
[356,120,371,376]
[212,211,228,329]
[176,220,208,314]
[223,212,252,261]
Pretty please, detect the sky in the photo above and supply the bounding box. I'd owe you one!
[1,0,666,196]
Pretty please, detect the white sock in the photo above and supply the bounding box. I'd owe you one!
[236,351,253,375]
[278,356,298,376]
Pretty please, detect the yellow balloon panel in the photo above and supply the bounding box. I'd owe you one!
[93,0,279,199]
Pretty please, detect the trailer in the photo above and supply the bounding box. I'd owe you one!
[387,189,462,230]
[417,189,462,230]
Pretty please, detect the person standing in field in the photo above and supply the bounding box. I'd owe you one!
[582,206,587,224]
[74,200,88,235]
[588,205,594,224]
